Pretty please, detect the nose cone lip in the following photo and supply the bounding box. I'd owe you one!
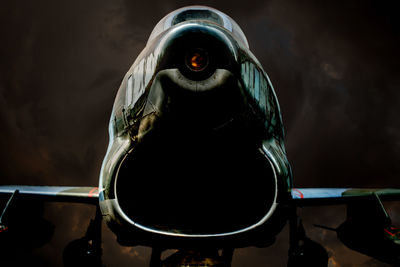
[154,22,239,82]
[158,22,238,63]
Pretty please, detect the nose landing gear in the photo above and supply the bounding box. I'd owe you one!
[150,247,234,267]
[288,210,328,267]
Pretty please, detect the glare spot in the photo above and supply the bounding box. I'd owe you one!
[322,63,342,80]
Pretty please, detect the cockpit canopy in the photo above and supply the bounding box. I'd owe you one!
[148,6,249,48]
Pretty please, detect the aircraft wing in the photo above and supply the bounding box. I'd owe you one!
[292,188,400,206]
[0,185,99,204]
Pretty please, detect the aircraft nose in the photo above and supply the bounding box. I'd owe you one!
[136,23,244,132]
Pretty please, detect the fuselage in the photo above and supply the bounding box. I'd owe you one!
[98,6,292,248]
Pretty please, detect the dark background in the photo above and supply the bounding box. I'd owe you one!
[1,0,400,266]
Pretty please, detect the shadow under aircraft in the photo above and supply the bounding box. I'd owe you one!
[1,6,399,267]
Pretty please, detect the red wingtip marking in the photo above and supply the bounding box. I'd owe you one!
[292,188,304,199]
[88,187,99,198]
[384,228,396,237]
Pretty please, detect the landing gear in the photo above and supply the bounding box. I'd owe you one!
[0,190,55,249]
[63,206,103,267]
[150,247,234,267]
[0,190,55,265]
[336,193,400,265]
[288,208,328,267]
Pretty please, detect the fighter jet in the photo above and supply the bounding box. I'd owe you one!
[1,6,399,266]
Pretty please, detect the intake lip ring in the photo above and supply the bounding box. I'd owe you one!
[113,144,279,238]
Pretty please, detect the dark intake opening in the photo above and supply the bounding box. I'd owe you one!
[115,122,276,235]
